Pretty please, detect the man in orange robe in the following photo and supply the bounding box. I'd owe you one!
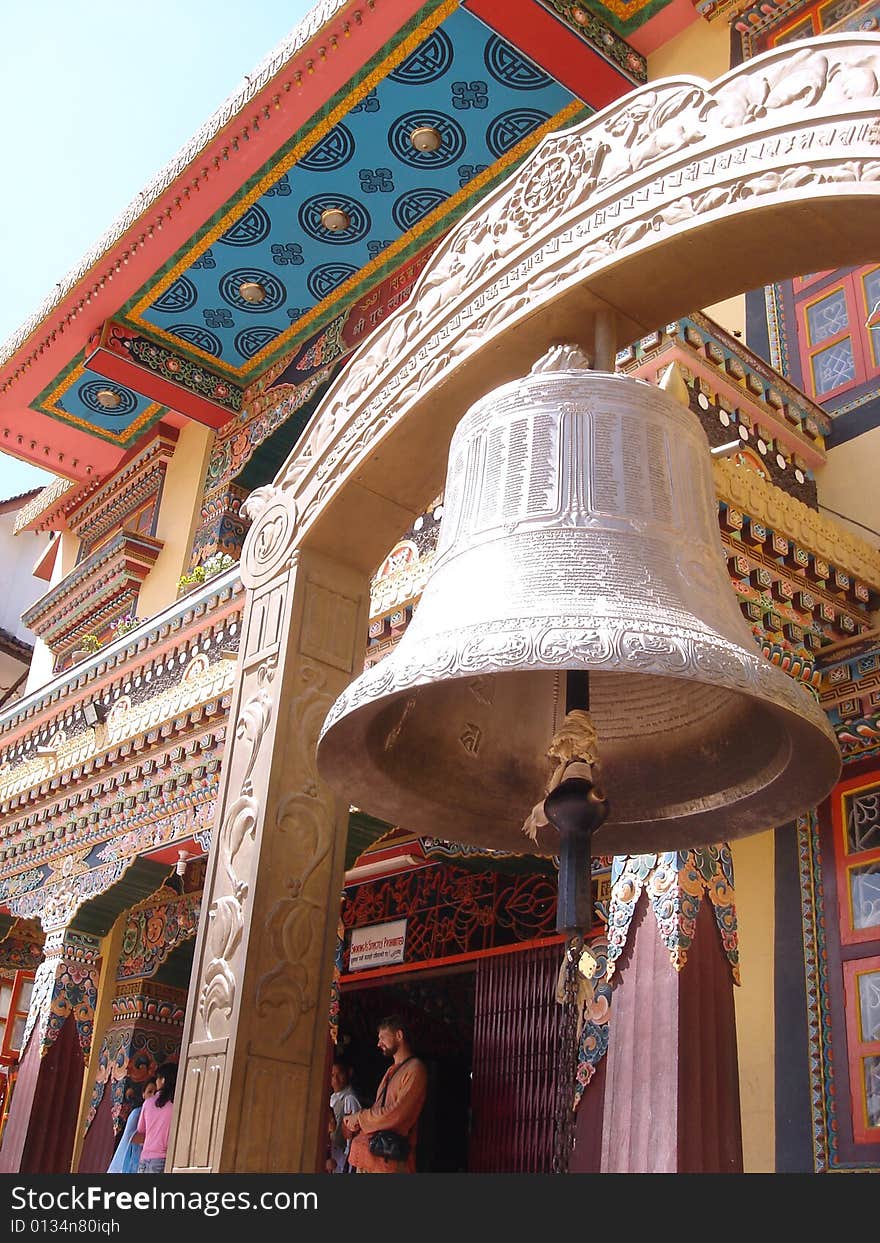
[344,1015,427,1174]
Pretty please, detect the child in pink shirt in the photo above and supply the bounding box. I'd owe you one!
[132,1061,177,1173]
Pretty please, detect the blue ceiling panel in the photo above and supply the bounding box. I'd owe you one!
[139,8,575,372]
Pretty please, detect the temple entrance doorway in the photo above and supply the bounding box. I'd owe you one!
[78,932,196,1175]
[338,966,474,1173]
[336,939,576,1173]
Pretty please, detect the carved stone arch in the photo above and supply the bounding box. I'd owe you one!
[175,34,880,1172]
[263,33,880,578]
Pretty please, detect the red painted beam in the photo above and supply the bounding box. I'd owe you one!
[0,0,431,474]
[464,0,639,110]
[84,342,233,432]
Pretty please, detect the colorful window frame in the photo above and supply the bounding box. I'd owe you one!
[0,971,35,1064]
[792,271,833,293]
[795,267,880,402]
[863,268,880,367]
[833,772,880,947]
[843,955,880,1144]
[767,0,863,49]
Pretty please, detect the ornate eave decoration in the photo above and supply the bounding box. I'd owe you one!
[820,635,880,759]
[713,457,880,591]
[115,886,202,981]
[21,532,164,657]
[13,476,87,536]
[605,848,740,982]
[0,566,241,742]
[0,654,232,811]
[66,425,179,545]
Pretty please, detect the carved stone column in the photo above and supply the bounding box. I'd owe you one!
[600,851,743,1173]
[0,928,101,1173]
[169,487,370,1172]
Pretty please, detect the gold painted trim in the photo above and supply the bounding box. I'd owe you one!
[127,3,580,379]
[713,456,880,590]
[42,365,162,445]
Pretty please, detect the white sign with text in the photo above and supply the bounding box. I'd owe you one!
[349,919,407,971]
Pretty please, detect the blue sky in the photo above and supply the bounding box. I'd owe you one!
[0,0,312,500]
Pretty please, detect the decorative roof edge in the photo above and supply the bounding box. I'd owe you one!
[14,477,82,535]
[0,0,350,369]
[0,565,242,736]
[690,311,832,435]
[712,456,880,589]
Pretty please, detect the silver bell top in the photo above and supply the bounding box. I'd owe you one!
[317,346,840,856]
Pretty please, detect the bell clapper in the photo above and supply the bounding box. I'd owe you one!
[541,671,609,941]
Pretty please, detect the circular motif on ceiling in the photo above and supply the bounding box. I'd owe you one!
[307,263,358,301]
[388,110,466,168]
[388,28,454,84]
[78,381,138,417]
[299,194,371,244]
[486,108,549,158]
[392,187,450,231]
[219,269,287,313]
[169,324,223,357]
[234,326,281,361]
[218,203,272,247]
[484,36,551,90]
[299,123,356,171]
[152,276,198,315]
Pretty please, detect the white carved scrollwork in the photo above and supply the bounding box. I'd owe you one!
[255,661,334,1042]
[199,658,277,1039]
[271,35,880,545]
[240,486,298,588]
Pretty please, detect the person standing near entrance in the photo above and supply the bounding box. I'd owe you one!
[132,1061,177,1173]
[327,1058,362,1172]
[343,1015,427,1174]
[107,1079,156,1174]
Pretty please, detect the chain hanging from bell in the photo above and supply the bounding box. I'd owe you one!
[317,343,840,879]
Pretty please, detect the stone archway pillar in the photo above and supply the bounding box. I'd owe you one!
[169,496,370,1173]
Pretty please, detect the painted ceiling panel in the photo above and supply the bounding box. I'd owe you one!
[133,9,575,376]
[35,362,165,448]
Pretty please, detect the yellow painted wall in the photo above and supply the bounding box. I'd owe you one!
[816,425,880,551]
[25,529,81,695]
[647,19,746,340]
[731,828,776,1172]
[647,12,730,87]
[137,422,214,620]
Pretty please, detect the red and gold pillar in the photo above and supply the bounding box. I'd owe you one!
[0,929,100,1174]
[600,849,743,1173]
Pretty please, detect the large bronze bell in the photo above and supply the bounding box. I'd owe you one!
[317,345,840,860]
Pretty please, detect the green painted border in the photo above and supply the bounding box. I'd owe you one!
[118,3,588,383]
[31,352,167,449]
